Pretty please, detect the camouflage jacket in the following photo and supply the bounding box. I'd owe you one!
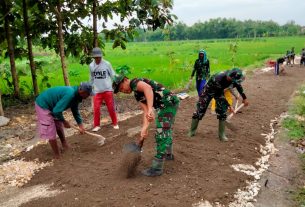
[130,78,178,109]
[191,59,210,80]
[206,70,246,100]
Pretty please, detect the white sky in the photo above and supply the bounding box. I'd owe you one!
[172,0,305,26]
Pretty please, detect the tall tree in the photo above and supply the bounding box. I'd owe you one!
[1,0,20,97]
[22,0,38,95]
[92,0,98,47]
[53,2,70,86]
[77,0,176,63]
[41,0,89,85]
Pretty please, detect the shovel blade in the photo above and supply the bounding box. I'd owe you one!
[123,142,142,153]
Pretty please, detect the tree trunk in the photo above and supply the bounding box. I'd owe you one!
[92,0,98,47]
[55,3,70,86]
[0,90,4,116]
[22,0,39,96]
[4,14,20,97]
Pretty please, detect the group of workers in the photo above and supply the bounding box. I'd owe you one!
[35,47,250,177]
[275,47,305,75]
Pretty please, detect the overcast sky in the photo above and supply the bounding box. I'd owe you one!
[172,0,305,26]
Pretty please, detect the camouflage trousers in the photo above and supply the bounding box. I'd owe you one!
[154,97,179,159]
[192,85,229,121]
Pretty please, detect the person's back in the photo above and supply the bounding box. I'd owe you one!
[36,86,78,113]
[35,83,92,159]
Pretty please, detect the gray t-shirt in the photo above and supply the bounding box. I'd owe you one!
[89,60,115,93]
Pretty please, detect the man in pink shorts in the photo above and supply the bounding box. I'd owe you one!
[35,82,93,159]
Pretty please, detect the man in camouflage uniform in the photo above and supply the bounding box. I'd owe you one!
[188,68,249,141]
[190,49,210,95]
[113,75,180,177]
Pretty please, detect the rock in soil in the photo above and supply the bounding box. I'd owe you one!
[0,116,10,127]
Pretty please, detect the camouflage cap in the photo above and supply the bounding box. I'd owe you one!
[112,74,125,94]
[199,49,205,54]
[228,68,245,84]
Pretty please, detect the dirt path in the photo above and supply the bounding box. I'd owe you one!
[1,65,305,207]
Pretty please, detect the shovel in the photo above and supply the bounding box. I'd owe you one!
[71,125,106,146]
[121,138,144,178]
[225,103,245,131]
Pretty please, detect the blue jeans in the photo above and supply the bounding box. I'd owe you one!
[274,63,279,75]
[196,79,206,95]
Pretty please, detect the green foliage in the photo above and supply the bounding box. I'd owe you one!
[0,63,13,94]
[282,117,305,139]
[294,185,305,207]
[80,54,92,65]
[291,92,305,116]
[115,65,131,76]
[1,36,305,96]
[134,18,305,42]
[282,85,305,139]
[229,40,238,67]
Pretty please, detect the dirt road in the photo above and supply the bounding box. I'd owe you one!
[2,65,305,207]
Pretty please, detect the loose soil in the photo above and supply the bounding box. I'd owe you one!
[2,65,305,207]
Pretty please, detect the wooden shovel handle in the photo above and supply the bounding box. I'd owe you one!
[71,125,106,140]
[227,103,245,121]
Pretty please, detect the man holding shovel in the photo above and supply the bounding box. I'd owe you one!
[188,68,249,141]
[35,82,93,159]
[113,75,180,177]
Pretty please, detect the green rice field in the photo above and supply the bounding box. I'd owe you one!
[1,36,305,95]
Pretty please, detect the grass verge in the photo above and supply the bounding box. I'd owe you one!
[282,85,305,206]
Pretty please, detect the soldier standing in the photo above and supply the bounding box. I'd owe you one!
[190,49,210,95]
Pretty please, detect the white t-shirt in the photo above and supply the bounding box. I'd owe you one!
[89,60,115,93]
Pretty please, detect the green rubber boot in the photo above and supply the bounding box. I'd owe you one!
[188,118,199,137]
[142,158,164,177]
[218,120,228,142]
